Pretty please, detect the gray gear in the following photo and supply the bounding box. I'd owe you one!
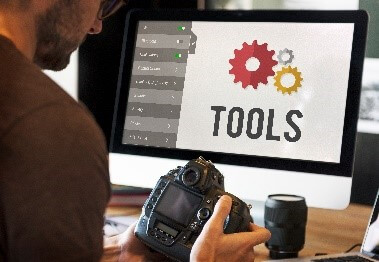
[277,48,294,65]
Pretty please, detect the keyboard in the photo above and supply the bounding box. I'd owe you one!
[312,255,373,262]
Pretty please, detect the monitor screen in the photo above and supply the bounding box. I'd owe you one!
[110,10,367,210]
[122,21,354,164]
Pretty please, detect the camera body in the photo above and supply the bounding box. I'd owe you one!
[135,157,252,262]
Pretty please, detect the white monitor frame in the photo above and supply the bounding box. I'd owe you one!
[109,153,352,209]
[109,10,368,209]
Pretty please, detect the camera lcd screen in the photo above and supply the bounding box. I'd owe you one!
[155,184,202,226]
[156,222,179,237]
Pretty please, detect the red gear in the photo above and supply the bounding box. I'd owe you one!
[229,40,278,89]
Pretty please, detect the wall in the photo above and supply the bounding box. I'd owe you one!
[43,51,78,100]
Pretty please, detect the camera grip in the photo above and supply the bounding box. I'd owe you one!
[220,193,252,234]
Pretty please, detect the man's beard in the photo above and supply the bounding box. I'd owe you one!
[33,0,83,71]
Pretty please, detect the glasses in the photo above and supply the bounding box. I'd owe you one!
[98,0,127,20]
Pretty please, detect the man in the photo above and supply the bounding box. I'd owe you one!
[0,0,270,261]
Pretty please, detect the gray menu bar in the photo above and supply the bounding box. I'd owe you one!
[134,48,189,63]
[122,130,177,148]
[123,22,197,148]
[126,102,181,119]
[125,116,179,134]
[136,34,191,49]
[138,21,193,35]
[128,88,183,105]
[132,61,187,77]
[130,76,184,91]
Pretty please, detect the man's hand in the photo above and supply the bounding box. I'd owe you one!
[190,195,271,262]
[102,222,169,262]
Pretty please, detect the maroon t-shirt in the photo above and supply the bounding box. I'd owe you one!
[0,35,110,261]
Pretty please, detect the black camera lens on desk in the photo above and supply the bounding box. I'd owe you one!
[264,194,308,259]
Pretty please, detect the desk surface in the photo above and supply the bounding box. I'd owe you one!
[106,203,372,261]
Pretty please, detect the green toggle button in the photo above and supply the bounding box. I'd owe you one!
[174,53,182,58]
[177,26,186,31]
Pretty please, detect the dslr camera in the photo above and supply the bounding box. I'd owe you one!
[135,156,252,262]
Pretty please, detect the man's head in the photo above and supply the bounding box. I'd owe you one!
[33,0,126,71]
[0,0,125,71]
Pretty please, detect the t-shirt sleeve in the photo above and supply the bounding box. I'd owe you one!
[0,103,110,261]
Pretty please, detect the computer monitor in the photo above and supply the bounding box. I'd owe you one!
[109,10,368,210]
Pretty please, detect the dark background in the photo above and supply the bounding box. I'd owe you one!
[78,0,378,206]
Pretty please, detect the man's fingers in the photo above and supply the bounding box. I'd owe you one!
[204,195,232,232]
[249,224,272,245]
[249,223,271,244]
[225,223,271,247]
[129,221,137,231]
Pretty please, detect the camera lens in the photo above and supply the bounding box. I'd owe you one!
[264,194,308,259]
[182,168,201,186]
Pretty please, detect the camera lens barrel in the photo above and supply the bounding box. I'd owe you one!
[264,194,308,259]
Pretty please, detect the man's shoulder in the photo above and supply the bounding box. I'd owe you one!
[0,35,109,189]
[1,96,107,156]
[0,37,102,143]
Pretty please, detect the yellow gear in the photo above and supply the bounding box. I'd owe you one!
[274,66,303,95]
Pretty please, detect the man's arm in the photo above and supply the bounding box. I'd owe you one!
[0,103,110,261]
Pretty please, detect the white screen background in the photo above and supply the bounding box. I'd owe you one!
[176,22,354,163]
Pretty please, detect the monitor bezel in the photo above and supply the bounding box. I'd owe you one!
[110,9,368,178]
